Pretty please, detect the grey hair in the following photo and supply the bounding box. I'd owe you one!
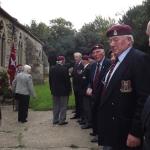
[23,65,31,73]
[125,35,134,44]
[74,52,82,58]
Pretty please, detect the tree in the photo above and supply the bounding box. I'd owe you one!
[75,16,115,54]
[47,18,76,57]
[120,1,150,54]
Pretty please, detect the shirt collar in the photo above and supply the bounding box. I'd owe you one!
[118,47,132,63]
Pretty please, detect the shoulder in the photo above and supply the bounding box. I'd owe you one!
[130,48,150,62]
[103,58,111,64]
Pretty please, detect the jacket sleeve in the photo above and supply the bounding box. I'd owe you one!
[130,54,150,137]
[27,75,36,97]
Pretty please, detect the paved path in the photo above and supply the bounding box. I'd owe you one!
[0,106,102,150]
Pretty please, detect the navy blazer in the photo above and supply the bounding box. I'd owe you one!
[98,48,150,147]
[142,96,150,150]
[89,58,111,98]
[72,62,84,92]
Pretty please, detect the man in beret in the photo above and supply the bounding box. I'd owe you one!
[80,55,92,129]
[97,24,150,150]
[86,44,111,142]
[49,56,72,125]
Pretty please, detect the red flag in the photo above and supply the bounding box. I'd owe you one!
[7,43,16,85]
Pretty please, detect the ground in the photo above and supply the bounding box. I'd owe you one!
[0,106,102,150]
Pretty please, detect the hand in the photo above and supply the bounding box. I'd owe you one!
[126,134,141,148]
[86,88,92,96]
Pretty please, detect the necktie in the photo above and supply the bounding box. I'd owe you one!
[105,57,118,87]
[101,58,118,96]
[93,63,100,92]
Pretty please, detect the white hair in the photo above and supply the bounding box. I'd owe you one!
[125,35,134,44]
[23,65,31,73]
[74,52,82,58]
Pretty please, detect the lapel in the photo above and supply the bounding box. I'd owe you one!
[100,49,134,106]
[100,59,108,77]
[91,62,97,80]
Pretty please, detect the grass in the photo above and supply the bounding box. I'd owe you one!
[30,81,75,111]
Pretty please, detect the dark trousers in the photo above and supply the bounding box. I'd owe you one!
[74,90,83,118]
[83,96,92,125]
[91,96,99,134]
[109,145,142,150]
[15,93,30,122]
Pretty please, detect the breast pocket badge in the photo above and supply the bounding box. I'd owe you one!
[120,80,132,93]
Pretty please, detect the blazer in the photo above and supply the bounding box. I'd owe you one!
[89,58,111,99]
[49,64,71,96]
[72,62,84,92]
[142,96,150,150]
[98,48,150,147]
[81,64,91,96]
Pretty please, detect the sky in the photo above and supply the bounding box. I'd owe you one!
[0,0,144,30]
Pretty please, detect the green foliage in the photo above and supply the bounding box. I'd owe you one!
[30,81,75,111]
[75,16,115,53]
[0,67,11,98]
[120,1,150,54]
[27,16,115,66]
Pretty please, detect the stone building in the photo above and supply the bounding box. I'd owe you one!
[0,7,48,84]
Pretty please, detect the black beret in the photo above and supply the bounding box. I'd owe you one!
[82,55,90,60]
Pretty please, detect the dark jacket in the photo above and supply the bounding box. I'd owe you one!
[72,62,84,92]
[49,64,71,96]
[81,64,91,96]
[142,96,150,150]
[89,58,111,100]
[98,48,150,147]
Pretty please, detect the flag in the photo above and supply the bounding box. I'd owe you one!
[7,43,16,85]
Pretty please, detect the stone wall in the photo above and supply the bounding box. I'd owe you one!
[0,7,49,84]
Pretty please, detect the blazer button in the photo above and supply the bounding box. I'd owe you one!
[112,116,115,120]
[112,102,115,106]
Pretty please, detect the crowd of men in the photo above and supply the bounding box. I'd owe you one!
[49,24,150,150]
[0,23,150,150]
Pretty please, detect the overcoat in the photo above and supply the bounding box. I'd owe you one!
[49,64,71,96]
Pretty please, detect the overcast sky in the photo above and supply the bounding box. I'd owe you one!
[0,0,144,30]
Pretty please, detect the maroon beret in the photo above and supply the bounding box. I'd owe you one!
[82,55,89,60]
[91,44,104,53]
[106,24,132,37]
[57,56,65,61]
[16,64,22,68]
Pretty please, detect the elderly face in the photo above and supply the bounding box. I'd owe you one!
[109,35,131,56]
[74,55,81,63]
[92,49,104,62]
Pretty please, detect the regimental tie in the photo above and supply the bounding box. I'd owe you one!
[93,62,101,93]
[102,57,118,95]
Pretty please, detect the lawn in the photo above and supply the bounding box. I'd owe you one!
[30,81,75,111]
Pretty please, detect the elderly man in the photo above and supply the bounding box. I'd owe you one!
[86,44,111,142]
[97,24,150,150]
[71,52,84,119]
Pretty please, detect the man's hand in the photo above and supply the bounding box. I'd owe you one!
[126,134,141,148]
[86,88,92,96]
